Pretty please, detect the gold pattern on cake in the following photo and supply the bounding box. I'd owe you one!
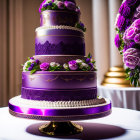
[60,77,73,82]
[29,75,36,81]
[45,76,59,82]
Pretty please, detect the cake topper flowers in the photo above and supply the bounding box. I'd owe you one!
[115,0,140,87]
[39,0,80,13]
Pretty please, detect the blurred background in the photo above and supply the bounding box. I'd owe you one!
[0,0,123,107]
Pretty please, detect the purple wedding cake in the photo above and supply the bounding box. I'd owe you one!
[9,0,111,120]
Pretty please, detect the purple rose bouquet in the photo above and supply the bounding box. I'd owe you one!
[115,0,140,86]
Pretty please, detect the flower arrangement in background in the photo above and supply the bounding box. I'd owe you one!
[22,54,96,74]
[115,0,140,87]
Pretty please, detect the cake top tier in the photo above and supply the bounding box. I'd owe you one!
[39,0,80,13]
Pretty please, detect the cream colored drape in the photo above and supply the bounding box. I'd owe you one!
[0,0,23,107]
[92,0,123,84]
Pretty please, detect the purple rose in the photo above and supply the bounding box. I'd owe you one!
[123,42,135,52]
[134,19,140,28]
[119,3,131,17]
[126,27,136,40]
[134,33,140,43]
[114,34,121,48]
[123,48,140,69]
[40,63,50,71]
[68,60,78,71]
[125,0,137,6]
[117,15,125,30]
[57,1,65,9]
[64,1,76,11]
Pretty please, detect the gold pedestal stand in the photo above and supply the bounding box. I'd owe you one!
[39,121,83,136]
[102,66,131,87]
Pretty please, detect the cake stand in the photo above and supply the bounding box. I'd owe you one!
[9,96,111,136]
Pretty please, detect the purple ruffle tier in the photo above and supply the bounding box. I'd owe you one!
[21,71,97,101]
[40,10,80,27]
[35,28,85,55]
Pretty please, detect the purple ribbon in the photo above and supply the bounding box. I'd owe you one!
[9,102,111,117]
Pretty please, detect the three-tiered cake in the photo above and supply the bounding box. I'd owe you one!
[9,0,111,121]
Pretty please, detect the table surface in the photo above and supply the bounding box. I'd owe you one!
[0,107,140,140]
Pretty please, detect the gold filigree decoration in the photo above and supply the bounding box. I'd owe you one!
[45,76,59,82]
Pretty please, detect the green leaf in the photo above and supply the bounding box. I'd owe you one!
[31,69,37,75]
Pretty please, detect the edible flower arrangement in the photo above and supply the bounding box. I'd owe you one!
[114,0,140,87]
[22,54,96,74]
[39,0,80,13]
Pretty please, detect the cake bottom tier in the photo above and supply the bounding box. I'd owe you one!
[21,71,97,101]
[9,96,111,121]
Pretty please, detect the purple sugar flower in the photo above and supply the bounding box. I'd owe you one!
[114,34,121,48]
[57,1,65,9]
[30,57,34,60]
[28,66,33,71]
[89,63,94,71]
[40,63,50,71]
[48,2,52,6]
[30,63,35,67]
[68,60,78,71]
[35,59,39,65]
[80,22,84,28]
[64,1,76,11]
[117,15,125,31]
[134,33,140,43]
[86,58,90,63]
[44,3,49,8]
[123,48,140,69]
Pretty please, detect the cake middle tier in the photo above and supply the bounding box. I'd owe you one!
[21,71,97,101]
[35,26,85,55]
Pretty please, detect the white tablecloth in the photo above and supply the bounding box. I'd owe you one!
[98,86,140,111]
[0,107,140,140]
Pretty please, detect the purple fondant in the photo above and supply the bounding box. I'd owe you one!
[40,10,79,26]
[21,71,97,101]
[22,71,97,89]
[9,101,111,117]
[35,40,85,55]
[21,87,97,101]
[35,28,85,55]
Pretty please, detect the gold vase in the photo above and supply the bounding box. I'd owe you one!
[102,66,131,87]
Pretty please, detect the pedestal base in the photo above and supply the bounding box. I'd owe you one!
[39,121,83,136]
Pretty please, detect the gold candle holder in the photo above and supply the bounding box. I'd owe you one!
[102,66,131,87]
